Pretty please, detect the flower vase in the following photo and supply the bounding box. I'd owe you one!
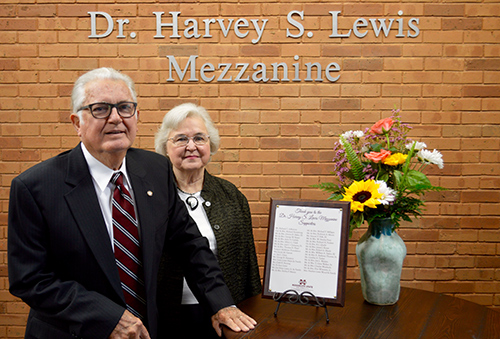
[356,217,406,305]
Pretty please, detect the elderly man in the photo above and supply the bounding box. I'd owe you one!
[8,68,255,339]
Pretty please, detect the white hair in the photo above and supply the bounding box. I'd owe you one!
[71,67,137,119]
[155,103,220,156]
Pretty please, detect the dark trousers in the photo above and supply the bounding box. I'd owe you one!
[166,304,220,339]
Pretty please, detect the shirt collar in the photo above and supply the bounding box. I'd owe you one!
[81,143,130,192]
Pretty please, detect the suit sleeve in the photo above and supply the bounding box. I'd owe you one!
[8,176,124,339]
[163,167,234,316]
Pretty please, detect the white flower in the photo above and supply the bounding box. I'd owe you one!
[417,149,444,169]
[406,141,427,151]
[353,130,365,138]
[360,145,370,154]
[375,180,396,205]
[341,130,364,140]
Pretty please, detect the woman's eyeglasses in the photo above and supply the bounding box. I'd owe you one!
[168,134,210,147]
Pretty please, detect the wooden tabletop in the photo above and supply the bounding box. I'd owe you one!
[223,283,500,339]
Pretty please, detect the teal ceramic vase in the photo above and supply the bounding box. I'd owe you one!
[356,217,407,305]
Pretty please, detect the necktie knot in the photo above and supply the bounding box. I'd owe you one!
[111,172,124,187]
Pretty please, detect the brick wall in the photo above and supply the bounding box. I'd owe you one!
[1,0,499,336]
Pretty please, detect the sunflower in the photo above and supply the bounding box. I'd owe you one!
[341,180,383,213]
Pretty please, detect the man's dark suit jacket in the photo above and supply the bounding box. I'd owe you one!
[8,143,234,339]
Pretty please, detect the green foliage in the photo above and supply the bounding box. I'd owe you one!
[340,135,364,181]
[314,109,446,237]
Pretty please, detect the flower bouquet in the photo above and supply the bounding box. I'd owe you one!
[316,108,445,305]
[316,109,445,235]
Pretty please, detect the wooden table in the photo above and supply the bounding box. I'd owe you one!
[223,283,500,338]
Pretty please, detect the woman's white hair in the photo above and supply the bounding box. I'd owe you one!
[155,103,220,156]
[71,67,137,118]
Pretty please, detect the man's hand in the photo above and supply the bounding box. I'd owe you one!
[109,310,151,339]
[211,306,257,337]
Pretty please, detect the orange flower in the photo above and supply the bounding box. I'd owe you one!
[370,118,394,134]
[365,149,391,163]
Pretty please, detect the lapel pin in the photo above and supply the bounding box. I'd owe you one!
[147,190,153,196]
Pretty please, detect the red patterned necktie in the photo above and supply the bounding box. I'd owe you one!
[111,172,146,320]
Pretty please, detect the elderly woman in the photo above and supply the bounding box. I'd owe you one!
[155,103,261,337]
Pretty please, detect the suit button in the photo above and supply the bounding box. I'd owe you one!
[205,201,211,207]
[214,224,220,230]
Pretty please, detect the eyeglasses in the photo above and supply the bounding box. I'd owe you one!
[77,102,137,119]
[168,134,210,147]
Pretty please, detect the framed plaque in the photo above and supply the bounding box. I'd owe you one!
[262,198,351,306]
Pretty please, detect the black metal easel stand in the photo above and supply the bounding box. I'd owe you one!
[273,290,330,323]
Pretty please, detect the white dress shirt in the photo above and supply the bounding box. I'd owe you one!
[81,143,137,250]
[177,189,217,304]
